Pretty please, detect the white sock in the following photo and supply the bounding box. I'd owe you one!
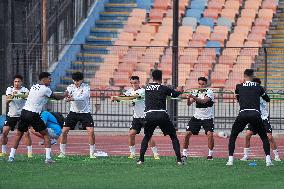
[208,149,214,156]
[9,148,16,158]
[45,148,51,159]
[228,156,234,162]
[89,144,95,156]
[2,145,7,153]
[27,146,32,154]
[182,149,188,157]
[151,146,158,155]
[129,146,135,155]
[60,143,66,154]
[273,149,279,157]
[266,155,272,163]
[244,148,249,157]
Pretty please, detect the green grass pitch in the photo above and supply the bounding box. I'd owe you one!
[0,155,283,189]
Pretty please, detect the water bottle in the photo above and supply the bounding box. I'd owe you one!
[248,161,257,167]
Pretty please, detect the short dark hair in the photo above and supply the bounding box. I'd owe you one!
[252,77,261,84]
[13,74,23,81]
[198,77,207,83]
[39,72,51,80]
[152,69,162,81]
[130,76,139,81]
[72,72,84,81]
[244,69,254,77]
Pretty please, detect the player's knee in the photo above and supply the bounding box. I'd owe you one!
[128,132,136,138]
[2,127,10,135]
[184,131,189,136]
[88,131,94,136]
[23,132,30,137]
[62,129,69,135]
[15,130,24,137]
[40,130,49,136]
[207,131,213,137]
[2,130,9,136]
[267,134,273,141]
[245,133,252,139]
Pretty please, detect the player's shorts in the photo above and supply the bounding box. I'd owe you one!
[4,116,20,131]
[64,112,94,130]
[18,109,47,132]
[144,111,176,136]
[186,117,214,135]
[130,118,145,134]
[231,110,266,136]
[247,118,272,135]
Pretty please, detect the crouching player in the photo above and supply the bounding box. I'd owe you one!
[30,111,62,145]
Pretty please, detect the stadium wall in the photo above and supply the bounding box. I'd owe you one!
[49,0,109,90]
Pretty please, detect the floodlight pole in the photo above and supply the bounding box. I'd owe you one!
[170,0,179,129]
[7,0,14,85]
[264,47,268,89]
[41,0,47,71]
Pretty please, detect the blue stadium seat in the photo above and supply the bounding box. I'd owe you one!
[206,41,221,55]
[185,9,203,22]
[190,0,207,10]
[182,17,198,31]
[200,17,215,31]
[217,17,232,32]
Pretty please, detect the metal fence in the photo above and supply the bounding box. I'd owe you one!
[5,44,284,130]
[47,89,284,131]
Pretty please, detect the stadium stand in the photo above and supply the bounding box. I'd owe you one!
[255,0,284,90]
[57,0,279,91]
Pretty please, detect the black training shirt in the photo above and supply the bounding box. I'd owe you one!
[145,83,181,111]
[235,81,270,111]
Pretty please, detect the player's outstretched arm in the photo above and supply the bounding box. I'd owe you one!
[6,95,14,103]
[20,92,29,99]
[50,92,65,100]
[235,84,240,102]
[111,95,141,102]
[166,86,184,98]
[188,94,211,104]
[6,92,28,102]
[186,95,195,106]
[261,93,270,102]
[260,86,270,102]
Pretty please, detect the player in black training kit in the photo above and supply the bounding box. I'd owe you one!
[226,69,273,166]
[137,70,184,165]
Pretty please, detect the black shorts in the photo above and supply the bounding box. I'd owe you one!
[231,110,266,135]
[130,118,144,134]
[247,119,272,135]
[186,117,214,135]
[144,111,176,136]
[4,116,20,131]
[64,112,94,130]
[17,109,47,132]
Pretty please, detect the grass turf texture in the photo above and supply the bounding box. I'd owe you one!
[0,155,283,189]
